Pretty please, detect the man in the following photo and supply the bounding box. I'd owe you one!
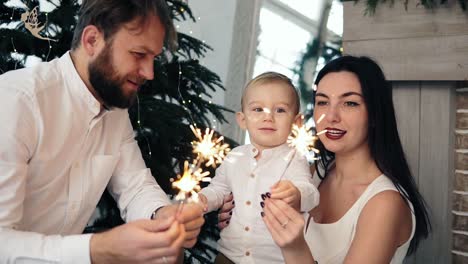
[0,0,204,263]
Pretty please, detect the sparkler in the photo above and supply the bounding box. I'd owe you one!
[279,114,327,180]
[171,125,231,216]
[171,160,211,203]
[190,125,230,167]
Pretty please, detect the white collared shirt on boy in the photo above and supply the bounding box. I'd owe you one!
[200,143,319,264]
[0,52,170,263]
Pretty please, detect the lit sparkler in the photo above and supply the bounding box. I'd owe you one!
[171,161,211,203]
[287,114,327,158]
[190,125,231,167]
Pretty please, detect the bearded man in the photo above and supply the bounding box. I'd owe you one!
[0,0,204,263]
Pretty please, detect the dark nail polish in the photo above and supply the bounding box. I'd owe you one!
[261,194,266,200]
[260,201,265,208]
[232,200,235,205]
[229,211,232,215]
[261,212,265,217]
[266,192,271,198]
[226,220,230,224]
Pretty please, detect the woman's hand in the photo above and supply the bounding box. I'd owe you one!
[261,197,315,263]
[217,193,234,229]
[261,197,305,248]
[270,180,301,211]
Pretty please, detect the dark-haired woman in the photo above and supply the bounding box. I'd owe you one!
[220,56,431,263]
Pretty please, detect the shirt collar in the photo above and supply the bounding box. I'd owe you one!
[248,143,292,160]
[58,51,103,117]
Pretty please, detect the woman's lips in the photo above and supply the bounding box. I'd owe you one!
[325,128,346,140]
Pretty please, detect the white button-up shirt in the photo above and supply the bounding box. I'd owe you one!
[0,52,170,263]
[200,144,319,264]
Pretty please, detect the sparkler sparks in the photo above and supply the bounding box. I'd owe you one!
[171,161,211,203]
[190,125,230,167]
[287,124,319,156]
[286,114,327,159]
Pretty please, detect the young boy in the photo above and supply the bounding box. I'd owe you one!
[199,72,319,264]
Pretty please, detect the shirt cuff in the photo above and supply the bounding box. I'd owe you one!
[61,234,93,264]
[199,188,221,212]
[298,184,320,212]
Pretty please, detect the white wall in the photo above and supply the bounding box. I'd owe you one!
[177,0,238,109]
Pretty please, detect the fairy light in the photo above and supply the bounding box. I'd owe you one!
[136,95,152,157]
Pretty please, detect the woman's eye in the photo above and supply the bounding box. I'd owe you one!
[344,101,359,107]
[316,101,328,106]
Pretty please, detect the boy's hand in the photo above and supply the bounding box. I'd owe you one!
[198,193,208,212]
[269,180,301,211]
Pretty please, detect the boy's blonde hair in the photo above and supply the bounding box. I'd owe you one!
[241,72,300,114]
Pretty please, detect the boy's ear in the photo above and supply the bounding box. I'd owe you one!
[294,113,304,126]
[236,112,247,130]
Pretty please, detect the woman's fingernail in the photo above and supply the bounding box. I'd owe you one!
[226,220,230,225]
[232,200,235,205]
[261,194,266,200]
[229,211,232,215]
[260,201,265,208]
[266,192,271,198]
[261,212,265,217]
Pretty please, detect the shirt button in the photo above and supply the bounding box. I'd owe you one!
[250,173,255,178]
[245,226,250,231]
[245,251,250,256]
[246,200,251,206]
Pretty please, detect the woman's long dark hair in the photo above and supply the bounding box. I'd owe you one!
[313,55,431,255]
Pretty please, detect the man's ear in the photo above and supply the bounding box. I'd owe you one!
[81,25,105,57]
[236,112,247,130]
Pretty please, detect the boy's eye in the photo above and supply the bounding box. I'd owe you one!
[253,107,263,112]
[275,108,286,113]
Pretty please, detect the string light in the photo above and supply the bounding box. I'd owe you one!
[136,95,152,157]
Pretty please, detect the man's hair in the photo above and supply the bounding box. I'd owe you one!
[71,0,177,51]
[241,71,300,114]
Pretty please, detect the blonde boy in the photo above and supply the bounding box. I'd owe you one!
[199,72,319,264]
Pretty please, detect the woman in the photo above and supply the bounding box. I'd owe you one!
[219,56,431,263]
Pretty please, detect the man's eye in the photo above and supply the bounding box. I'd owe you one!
[132,52,145,58]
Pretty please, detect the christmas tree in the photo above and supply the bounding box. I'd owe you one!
[0,0,236,262]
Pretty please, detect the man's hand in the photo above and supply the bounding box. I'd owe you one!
[269,180,301,211]
[90,217,184,264]
[217,193,234,230]
[155,203,205,248]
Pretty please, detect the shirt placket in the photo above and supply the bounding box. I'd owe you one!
[63,112,103,232]
[241,148,259,262]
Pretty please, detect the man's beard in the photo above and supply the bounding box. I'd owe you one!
[88,44,139,109]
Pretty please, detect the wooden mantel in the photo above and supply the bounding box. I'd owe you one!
[343,0,468,81]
